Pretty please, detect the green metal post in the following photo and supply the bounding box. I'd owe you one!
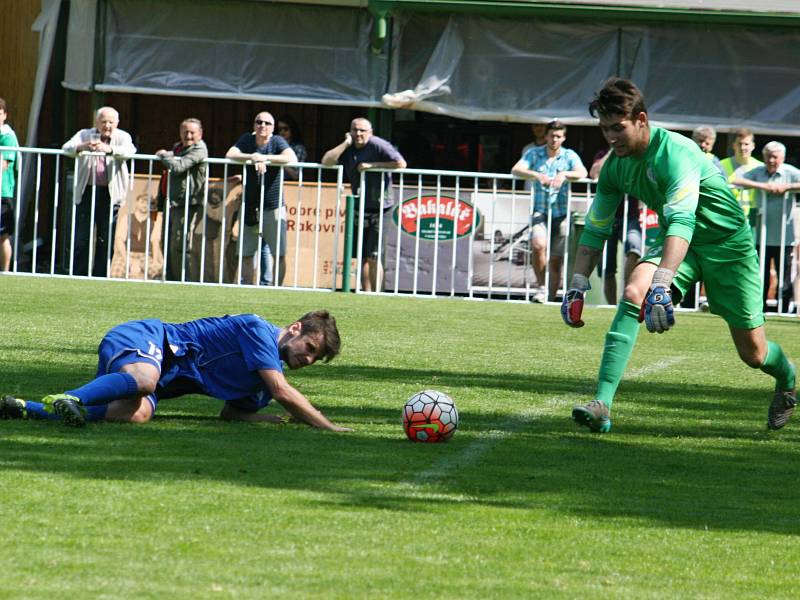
[341,195,355,292]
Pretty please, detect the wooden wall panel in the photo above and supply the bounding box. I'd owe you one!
[0,0,42,143]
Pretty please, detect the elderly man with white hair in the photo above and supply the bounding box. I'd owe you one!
[734,141,800,312]
[62,106,137,277]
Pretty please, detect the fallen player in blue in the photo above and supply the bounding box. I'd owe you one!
[1,310,352,432]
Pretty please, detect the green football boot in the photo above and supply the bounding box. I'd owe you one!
[42,394,87,427]
[0,395,28,419]
[572,399,612,433]
[768,363,797,431]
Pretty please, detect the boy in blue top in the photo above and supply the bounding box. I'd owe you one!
[512,120,587,302]
[2,310,351,432]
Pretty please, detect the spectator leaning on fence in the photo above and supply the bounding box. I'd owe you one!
[691,125,725,177]
[519,123,548,192]
[156,118,209,282]
[62,106,137,277]
[733,141,800,312]
[225,111,296,287]
[321,118,407,293]
[0,97,19,272]
[721,127,763,228]
[511,120,588,303]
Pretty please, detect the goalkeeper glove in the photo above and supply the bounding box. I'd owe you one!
[561,273,590,328]
[639,267,676,333]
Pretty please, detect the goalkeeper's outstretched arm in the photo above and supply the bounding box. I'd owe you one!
[572,244,603,279]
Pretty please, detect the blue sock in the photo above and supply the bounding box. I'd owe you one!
[67,372,139,406]
[85,405,109,422]
[24,401,60,420]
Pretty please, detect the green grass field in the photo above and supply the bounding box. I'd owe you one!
[2,274,800,599]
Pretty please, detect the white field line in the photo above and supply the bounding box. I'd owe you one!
[405,356,687,495]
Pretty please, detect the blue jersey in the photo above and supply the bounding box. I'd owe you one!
[96,314,283,412]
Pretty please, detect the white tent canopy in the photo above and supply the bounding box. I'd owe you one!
[59,0,800,133]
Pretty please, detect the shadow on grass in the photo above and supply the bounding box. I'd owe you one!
[3,363,799,536]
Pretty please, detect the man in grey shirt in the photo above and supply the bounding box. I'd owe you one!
[156,118,209,281]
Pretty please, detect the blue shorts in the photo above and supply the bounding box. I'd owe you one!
[96,319,166,413]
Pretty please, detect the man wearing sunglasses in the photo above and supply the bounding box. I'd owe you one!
[226,111,297,286]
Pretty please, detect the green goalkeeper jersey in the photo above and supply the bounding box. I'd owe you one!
[582,127,750,252]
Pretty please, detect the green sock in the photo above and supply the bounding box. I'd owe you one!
[760,340,796,390]
[596,300,641,409]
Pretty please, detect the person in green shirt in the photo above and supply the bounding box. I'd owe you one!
[0,97,19,271]
[561,78,795,433]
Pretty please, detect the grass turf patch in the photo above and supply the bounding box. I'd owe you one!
[1,274,799,598]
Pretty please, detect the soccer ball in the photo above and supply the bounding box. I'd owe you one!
[403,390,458,443]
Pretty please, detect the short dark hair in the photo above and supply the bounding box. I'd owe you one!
[545,120,567,134]
[589,77,647,120]
[733,127,754,142]
[298,310,341,362]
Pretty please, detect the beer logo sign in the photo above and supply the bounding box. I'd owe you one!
[394,195,479,241]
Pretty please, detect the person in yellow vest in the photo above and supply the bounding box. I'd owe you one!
[720,128,763,228]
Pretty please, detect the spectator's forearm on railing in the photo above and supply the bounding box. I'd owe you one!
[157,144,208,174]
[61,131,87,155]
[321,133,352,166]
[731,176,769,192]
[564,165,588,181]
[225,146,296,165]
[510,158,537,181]
[356,159,406,172]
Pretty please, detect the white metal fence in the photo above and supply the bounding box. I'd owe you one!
[1,146,797,316]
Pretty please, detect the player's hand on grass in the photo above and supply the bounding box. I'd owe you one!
[561,273,590,328]
[330,424,354,433]
[262,414,287,424]
[639,267,676,333]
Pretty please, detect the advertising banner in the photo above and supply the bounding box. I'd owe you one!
[384,188,479,294]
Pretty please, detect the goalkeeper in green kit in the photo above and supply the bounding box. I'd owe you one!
[562,78,796,433]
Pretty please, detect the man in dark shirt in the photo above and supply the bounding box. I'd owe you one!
[226,111,297,285]
[322,118,406,291]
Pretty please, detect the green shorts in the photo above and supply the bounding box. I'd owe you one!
[642,228,764,330]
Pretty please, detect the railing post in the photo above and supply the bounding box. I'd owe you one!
[341,194,355,292]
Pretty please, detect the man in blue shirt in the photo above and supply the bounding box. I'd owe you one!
[2,310,351,432]
[512,120,587,302]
